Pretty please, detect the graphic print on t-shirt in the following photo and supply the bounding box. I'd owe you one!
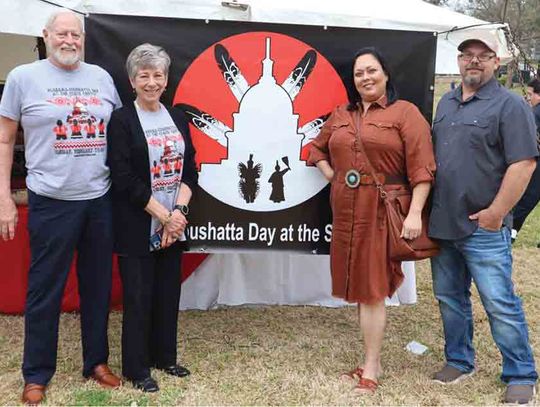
[47,88,108,157]
[135,104,186,245]
[146,125,184,194]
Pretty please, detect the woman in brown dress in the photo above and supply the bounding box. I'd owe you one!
[308,47,436,394]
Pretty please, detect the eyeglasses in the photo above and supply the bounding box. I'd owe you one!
[458,53,496,62]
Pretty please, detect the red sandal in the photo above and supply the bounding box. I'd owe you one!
[353,377,378,395]
[340,367,364,381]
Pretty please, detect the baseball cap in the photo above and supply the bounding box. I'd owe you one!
[458,36,499,55]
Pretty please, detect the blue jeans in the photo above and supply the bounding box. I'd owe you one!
[431,226,537,385]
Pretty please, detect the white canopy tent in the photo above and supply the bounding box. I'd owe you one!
[0,0,510,77]
[0,0,509,309]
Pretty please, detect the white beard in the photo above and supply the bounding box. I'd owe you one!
[48,45,80,67]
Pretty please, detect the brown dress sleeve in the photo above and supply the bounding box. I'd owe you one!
[307,107,338,166]
[399,102,436,188]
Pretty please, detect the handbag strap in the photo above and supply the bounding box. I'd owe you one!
[351,109,388,198]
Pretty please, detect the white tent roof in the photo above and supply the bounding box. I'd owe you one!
[0,0,510,74]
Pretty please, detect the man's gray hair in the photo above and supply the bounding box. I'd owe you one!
[126,43,171,80]
[45,9,84,32]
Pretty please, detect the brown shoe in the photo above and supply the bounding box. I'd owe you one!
[503,384,536,404]
[432,364,475,384]
[22,383,46,406]
[88,364,122,389]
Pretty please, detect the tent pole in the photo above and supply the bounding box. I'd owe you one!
[35,37,46,60]
[35,0,86,16]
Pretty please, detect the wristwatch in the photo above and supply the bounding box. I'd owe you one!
[173,204,189,216]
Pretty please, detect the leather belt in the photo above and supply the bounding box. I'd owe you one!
[340,171,407,188]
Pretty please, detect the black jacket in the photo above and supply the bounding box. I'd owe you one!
[106,103,198,256]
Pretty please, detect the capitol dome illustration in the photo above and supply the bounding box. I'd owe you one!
[198,37,327,211]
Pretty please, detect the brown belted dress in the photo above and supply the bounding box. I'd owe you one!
[308,99,436,304]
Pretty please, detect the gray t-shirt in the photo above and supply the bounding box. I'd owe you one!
[430,78,538,240]
[0,59,121,200]
[135,102,185,241]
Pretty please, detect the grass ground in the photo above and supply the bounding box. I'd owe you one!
[0,79,538,405]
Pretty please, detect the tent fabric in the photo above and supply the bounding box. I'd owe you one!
[179,253,417,310]
[0,0,509,74]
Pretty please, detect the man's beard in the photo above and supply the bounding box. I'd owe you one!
[463,74,482,88]
[47,45,80,67]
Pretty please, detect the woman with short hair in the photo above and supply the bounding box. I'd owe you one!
[107,43,198,392]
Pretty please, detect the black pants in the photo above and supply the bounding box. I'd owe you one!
[119,245,183,381]
[23,190,112,385]
[513,161,540,232]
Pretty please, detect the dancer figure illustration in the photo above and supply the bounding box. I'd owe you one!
[238,153,262,203]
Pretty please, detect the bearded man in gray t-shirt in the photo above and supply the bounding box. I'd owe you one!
[0,10,122,404]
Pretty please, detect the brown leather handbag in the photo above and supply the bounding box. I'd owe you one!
[353,112,439,261]
[381,188,440,261]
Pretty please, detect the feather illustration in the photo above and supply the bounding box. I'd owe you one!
[238,162,262,179]
[300,113,330,148]
[281,50,317,101]
[214,43,249,102]
[176,103,230,147]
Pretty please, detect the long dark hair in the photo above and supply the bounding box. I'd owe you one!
[529,78,540,95]
[346,47,398,111]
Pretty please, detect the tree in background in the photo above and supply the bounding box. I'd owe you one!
[423,0,539,84]
[422,0,467,12]
[464,0,539,85]
[423,0,449,5]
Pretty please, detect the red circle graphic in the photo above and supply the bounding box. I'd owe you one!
[173,31,348,169]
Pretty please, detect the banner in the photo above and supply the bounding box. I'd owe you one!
[85,14,436,253]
